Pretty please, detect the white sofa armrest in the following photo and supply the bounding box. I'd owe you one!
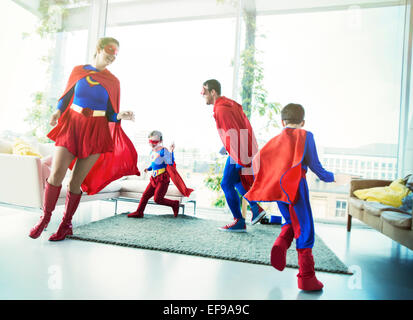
[0,154,43,209]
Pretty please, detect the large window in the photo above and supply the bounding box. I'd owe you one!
[0,1,91,141]
[3,0,410,217]
[256,6,404,147]
[335,200,348,218]
[0,1,50,135]
[255,5,406,221]
[105,11,237,208]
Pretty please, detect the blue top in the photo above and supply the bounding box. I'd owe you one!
[57,65,119,122]
[301,130,334,182]
[147,148,175,171]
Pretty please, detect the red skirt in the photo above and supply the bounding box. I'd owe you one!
[47,108,114,159]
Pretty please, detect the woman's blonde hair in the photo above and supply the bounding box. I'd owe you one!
[93,37,120,59]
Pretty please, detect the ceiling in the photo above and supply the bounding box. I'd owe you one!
[11,0,406,31]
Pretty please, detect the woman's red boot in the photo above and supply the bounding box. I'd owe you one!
[29,181,62,239]
[49,191,82,241]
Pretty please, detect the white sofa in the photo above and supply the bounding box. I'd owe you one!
[0,141,196,215]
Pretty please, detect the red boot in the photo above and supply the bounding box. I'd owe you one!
[29,181,62,239]
[127,210,144,218]
[297,248,324,291]
[49,191,82,241]
[270,224,294,271]
[172,200,180,217]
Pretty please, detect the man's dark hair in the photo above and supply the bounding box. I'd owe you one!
[281,103,305,125]
[203,79,221,95]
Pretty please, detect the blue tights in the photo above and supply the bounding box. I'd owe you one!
[221,156,260,220]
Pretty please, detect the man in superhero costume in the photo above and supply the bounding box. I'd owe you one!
[201,79,266,232]
[29,38,140,241]
[127,130,193,218]
[245,103,350,291]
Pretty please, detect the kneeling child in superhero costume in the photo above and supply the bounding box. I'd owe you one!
[127,130,193,218]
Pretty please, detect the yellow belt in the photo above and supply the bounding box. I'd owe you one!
[152,168,166,177]
[71,104,106,117]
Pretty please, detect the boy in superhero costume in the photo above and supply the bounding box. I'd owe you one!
[245,103,350,291]
[201,79,266,232]
[127,130,193,218]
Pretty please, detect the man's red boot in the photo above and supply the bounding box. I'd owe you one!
[29,181,62,239]
[49,191,82,241]
[296,248,324,291]
[270,224,294,271]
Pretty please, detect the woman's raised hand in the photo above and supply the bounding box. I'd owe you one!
[117,111,135,121]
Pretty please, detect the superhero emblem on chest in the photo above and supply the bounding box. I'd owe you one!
[86,71,100,87]
[150,152,161,162]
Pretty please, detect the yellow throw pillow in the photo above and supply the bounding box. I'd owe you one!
[12,139,42,158]
[354,178,411,208]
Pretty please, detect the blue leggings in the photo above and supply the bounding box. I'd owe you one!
[221,156,260,219]
[276,179,315,249]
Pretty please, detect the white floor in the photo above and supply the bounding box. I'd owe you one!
[0,200,412,300]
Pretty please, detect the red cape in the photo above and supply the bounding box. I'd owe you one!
[244,128,307,238]
[59,65,140,195]
[166,164,194,197]
[213,96,258,191]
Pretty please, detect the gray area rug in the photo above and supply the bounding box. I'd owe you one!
[68,213,351,274]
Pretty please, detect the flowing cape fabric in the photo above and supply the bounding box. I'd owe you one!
[166,164,194,197]
[58,65,140,195]
[244,128,307,238]
[213,96,258,191]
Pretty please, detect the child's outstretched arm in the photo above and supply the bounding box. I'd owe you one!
[304,132,335,183]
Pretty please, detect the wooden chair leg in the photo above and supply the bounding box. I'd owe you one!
[347,214,352,232]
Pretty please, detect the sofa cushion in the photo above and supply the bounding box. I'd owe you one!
[119,191,182,202]
[0,139,12,154]
[38,143,55,157]
[363,202,396,217]
[381,211,412,230]
[120,179,151,193]
[59,178,122,197]
[353,178,410,207]
[349,197,364,210]
[100,181,123,193]
[120,179,185,197]
[12,139,42,158]
[164,185,186,197]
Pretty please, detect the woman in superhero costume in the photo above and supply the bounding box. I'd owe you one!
[29,37,140,241]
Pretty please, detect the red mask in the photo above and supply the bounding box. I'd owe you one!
[104,44,119,56]
[149,139,160,146]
